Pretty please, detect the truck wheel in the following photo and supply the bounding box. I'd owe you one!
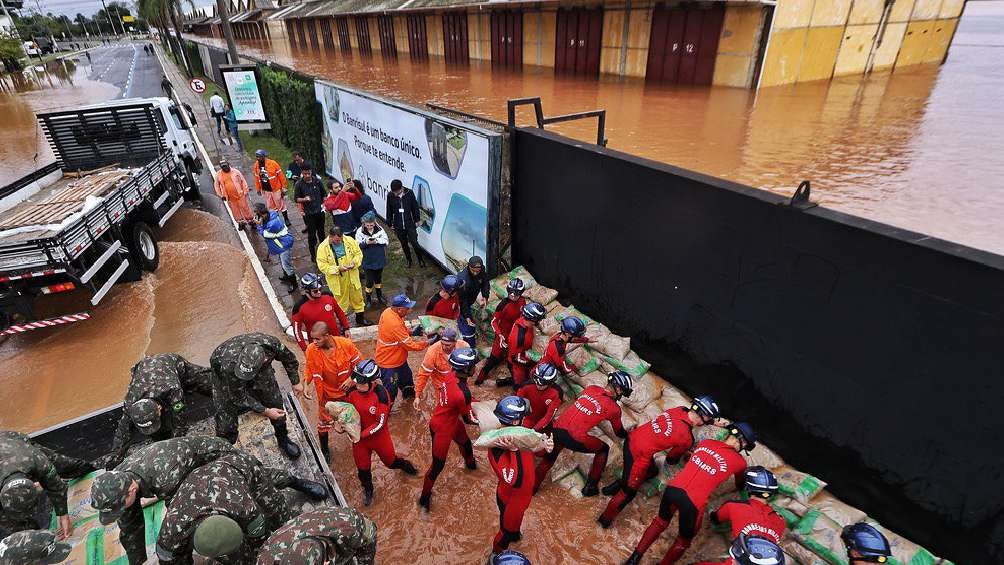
[128,222,160,272]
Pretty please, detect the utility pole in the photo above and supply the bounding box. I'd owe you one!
[215,0,238,64]
[98,0,118,37]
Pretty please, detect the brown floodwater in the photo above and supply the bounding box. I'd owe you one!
[192,1,1004,254]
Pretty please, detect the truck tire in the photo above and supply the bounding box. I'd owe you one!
[128,222,159,272]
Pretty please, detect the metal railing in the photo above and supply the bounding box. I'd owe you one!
[506,96,607,147]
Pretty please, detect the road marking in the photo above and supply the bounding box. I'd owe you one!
[122,44,138,98]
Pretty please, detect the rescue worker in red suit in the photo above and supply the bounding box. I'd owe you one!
[503,302,546,389]
[474,278,526,385]
[702,466,785,561]
[487,396,554,558]
[533,371,634,497]
[516,362,563,433]
[694,534,786,565]
[599,395,730,527]
[291,273,350,351]
[425,275,463,320]
[418,347,480,512]
[340,359,418,506]
[624,422,757,565]
[537,316,591,377]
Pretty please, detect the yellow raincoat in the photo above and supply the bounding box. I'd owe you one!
[316,235,365,313]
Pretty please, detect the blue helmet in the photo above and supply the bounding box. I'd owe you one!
[448,347,479,371]
[728,422,757,451]
[690,395,721,423]
[729,534,785,565]
[560,316,586,337]
[300,272,324,291]
[494,396,529,426]
[352,359,380,384]
[441,274,462,293]
[532,362,559,386]
[255,149,268,157]
[841,523,892,563]
[493,550,531,565]
[506,278,525,295]
[521,302,546,322]
[744,466,779,499]
[607,371,633,398]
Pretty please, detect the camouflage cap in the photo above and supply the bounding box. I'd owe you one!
[236,345,267,381]
[0,476,38,514]
[90,471,132,525]
[0,530,72,565]
[193,515,243,557]
[126,399,162,435]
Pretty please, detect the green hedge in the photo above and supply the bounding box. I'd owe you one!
[184,41,204,77]
[257,64,324,173]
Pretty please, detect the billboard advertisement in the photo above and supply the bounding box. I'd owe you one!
[315,80,500,272]
[220,64,268,125]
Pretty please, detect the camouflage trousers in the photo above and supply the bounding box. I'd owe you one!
[212,377,288,445]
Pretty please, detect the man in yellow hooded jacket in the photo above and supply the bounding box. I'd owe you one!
[316,227,371,327]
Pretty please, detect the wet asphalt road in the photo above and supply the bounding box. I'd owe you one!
[82,42,163,99]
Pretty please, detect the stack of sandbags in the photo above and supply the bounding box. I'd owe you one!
[417,315,459,337]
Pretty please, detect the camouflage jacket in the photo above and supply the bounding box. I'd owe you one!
[156,461,270,564]
[0,431,66,517]
[210,333,300,414]
[116,436,234,501]
[256,508,377,565]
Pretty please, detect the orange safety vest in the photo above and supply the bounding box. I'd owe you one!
[304,337,361,401]
[374,308,427,368]
[253,158,287,193]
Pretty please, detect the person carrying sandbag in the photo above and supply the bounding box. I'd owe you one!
[303,321,362,461]
[841,523,892,564]
[418,347,480,512]
[502,302,547,389]
[537,316,591,377]
[475,278,527,385]
[515,363,563,434]
[599,395,731,528]
[533,371,633,497]
[705,467,786,552]
[487,396,553,559]
[624,423,757,565]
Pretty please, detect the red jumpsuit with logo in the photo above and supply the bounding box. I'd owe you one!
[490,296,526,358]
[506,317,537,387]
[533,385,626,492]
[516,385,563,432]
[345,385,397,471]
[537,334,588,375]
[420,371,477,499]
[691,499,785,565]
[600,406,695,523]
[291,293,350,351]
[425,292,460,319]
[634,439,748,564]
[488,446,536,552]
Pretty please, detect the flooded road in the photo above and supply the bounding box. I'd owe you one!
[194,1,1004,254]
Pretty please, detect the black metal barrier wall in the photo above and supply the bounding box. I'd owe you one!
[511,127,1004,563]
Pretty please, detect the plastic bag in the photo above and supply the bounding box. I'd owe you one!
[812,492,865,527]
[324,401,361,442]
[471,401,502,433]
[598,350,651,377]
[567,346,601,374]
[473,426,549,451]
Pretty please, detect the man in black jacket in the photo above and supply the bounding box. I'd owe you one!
[456,256,491,343]
[386,179,426,268]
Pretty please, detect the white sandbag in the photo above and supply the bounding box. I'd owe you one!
[472,401,502,433]
[473,426,549,451]
[418,315,459,336]
[567,346,601,374]
[746,444,786,470]
[324,401,361,442]
[539,316,561,336]
[532,332,550,356]
[811,491,866,526]
[620,372,664,412]
[569,370,607,390]
[524,284,558,305]
[658,384,692,411]
[780,537,827,565]
[584,325,631,361]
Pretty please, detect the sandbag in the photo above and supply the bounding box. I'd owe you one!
[490,266,539,298]
[870,522,944,565]
[533,332,550,356]
[598,350,651,377]
[567,346,601,374]
[569,370,608,390]
[776,466,827,505]
[781,537,828,565]
[524,284,558,305]
[473,426,549,451]
[324,401,361,442]
[471,401,502,433]
[619,372,664,412]
[477,345,493,360]
[418,315,459,336]
[746,444,786,470]
[792,510,846,565]
[771,497,810,528]
[554,306,595,326]
[539,316,562,336]
[584,325,631,361]
[812,492,865,527]
[659,384,692,411]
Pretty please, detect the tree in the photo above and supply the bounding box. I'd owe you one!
[0,35,24,72]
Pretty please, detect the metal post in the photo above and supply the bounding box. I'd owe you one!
[98,0,118,37]
[215,0,240,63]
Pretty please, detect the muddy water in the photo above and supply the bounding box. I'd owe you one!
[194,1,1004,253]
[0,209,277,432]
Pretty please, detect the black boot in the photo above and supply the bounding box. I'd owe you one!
[358,470,374,506]
[355,312,372,327]
[390,457,418,476]
[282,211,291,225]
[375,288,385,304]
[623,552,642,565]
[289,477,328,501]
[318,432,330,462]
[581,478,599,497]
[364,291,373,308]
[602,479,622,496]
[418,492,431,512]
[273,421,301,460]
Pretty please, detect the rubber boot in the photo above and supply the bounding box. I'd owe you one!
[355,312,372,327]
[461,441,477,470]
[418,492,431,512]
[358,470,374,506]
[282,211,291,226]
[289,477,328,501]
[273,422,301,460]
[375,286,385,304]
[364,288,373,307]
[602,479,622,496]
[658,538,692,565]
[581,478,600,497]
[390,457,418,476]
[318,432,330,462]
[623,552,642,565]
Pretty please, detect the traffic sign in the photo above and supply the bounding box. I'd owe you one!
[189,78,206,94]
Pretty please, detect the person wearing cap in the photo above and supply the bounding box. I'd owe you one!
[291,273,350,352]
[706,466,785,547]
[214,159,254,225]
[413,328,469,409]
[456,255,491,343]
[254,203,298,286]
[375,294,429,402]
[385,178,426,268]
[356,211,388,307]
[316,226,369,327]
[0,530,71,565]
[303,321,361,460]
[253,149,290,225]
[841,522,893,564]
[0,431,93,541]
[339,359,418,506]
[255,506,376,565]
[624,422,756,565]
[293,164,326,262]
[90,436,325,565]
[598,395,731,528]
[209,333,305,459]
[105,353,214,469]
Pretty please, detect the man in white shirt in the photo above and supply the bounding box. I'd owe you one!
[209,93,226,136]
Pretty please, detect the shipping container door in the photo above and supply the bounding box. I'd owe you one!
[645,6,669,79]
[556,8,603,75]
[491,10,522,69]
[377,15,397,56]
[693,4,725,85]
[677,9,703,84]
[443,11,469,65]
[407,14,428,60]
[336,17,351,52]
[285,21,295,46]
[321,18,335,51]
[306,19,319,50]
[355,16,372,54]
[296,20,307,48]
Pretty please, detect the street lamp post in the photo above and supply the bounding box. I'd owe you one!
[214,0,239,64]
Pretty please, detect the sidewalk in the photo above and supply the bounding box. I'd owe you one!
[156,43,443,323]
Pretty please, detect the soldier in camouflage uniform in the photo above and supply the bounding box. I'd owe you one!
[210,333,306,459]
[104,353,215,469]
[0,431,93,541]
[256,507,377,565]
[0,529,71,564]
[155,459,279,564]
[91,436,325,565]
